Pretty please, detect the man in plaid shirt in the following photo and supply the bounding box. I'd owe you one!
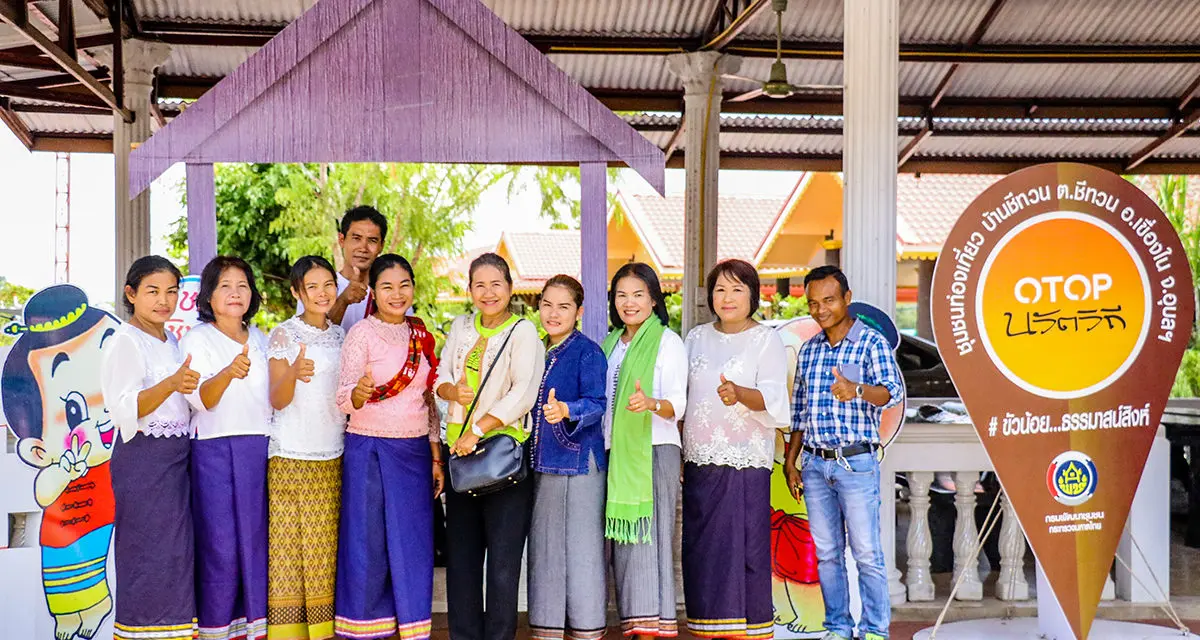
[783,265,903,640]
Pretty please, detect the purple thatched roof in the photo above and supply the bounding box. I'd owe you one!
[128,0,665,196]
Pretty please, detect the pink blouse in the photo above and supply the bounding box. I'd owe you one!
[337,316,439,440]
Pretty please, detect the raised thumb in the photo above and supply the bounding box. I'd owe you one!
[241,343,250,356]
[297,343,307,359]
[831,366,843,380]
[364,364,374,381]
[181,354,192,369]
[634,379,643,393]
[548,388,557,403]
[719,373,729,385]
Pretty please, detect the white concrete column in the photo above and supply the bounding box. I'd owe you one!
[102,40,172,314]
[843,0,898,317]
[905,471,935,602]
[996,492,1030,601]
[667,51,739,333]
[952,470,984,600]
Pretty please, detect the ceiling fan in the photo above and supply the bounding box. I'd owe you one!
[723,0,842,103]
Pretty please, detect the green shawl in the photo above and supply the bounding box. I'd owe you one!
[601,315,665,544]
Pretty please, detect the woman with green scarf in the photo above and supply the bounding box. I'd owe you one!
[601,262,689,638]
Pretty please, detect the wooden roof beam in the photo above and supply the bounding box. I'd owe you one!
[1126,109,1200,170]
[0,96,33,148]
[526,34,1200,64]
[0,4,129,120]
[701,0,771,51]
[899,0,1007,168]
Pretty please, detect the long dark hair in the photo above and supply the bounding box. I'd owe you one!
[608,262,669,328]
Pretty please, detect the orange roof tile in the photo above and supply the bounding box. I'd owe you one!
[624,193,788,269]
[895,173,1003,253]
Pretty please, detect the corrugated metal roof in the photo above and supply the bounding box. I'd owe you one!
[947,63,1197,99]
[916,135,1154,159]
[160,45,258,77]
[482,0,711,37]
[546,54,676,91]
[982,0,1200,45]
[18,111,113,135]
[719,131,843,155]
[135,0,313,24]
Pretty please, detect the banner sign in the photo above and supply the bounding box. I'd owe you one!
[931,163,1194,639]
[165,274,202,341]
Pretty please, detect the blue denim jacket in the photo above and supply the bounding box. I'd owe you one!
[529,330,608,475]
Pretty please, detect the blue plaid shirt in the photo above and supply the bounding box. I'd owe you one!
[790,319,904,448]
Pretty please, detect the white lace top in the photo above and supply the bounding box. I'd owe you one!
[682,323,790,469]
[100,324,192,442]
[267,317,347,460]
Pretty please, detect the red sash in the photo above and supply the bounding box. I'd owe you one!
[367,316,439,403]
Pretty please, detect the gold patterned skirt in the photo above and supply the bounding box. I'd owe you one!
[267,456,341,640]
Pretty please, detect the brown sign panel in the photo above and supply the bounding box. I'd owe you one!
[931,163,1194,639]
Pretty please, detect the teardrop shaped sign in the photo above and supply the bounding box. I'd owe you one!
[932,163,1193,640]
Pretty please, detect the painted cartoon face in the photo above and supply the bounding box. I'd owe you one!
[27,318,120,468]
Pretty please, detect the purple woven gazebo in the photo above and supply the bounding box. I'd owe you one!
[127,0,665,340]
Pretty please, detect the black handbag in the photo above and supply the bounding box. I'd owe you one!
[448,320,529,497]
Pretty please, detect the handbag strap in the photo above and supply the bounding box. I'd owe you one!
[461,318,524,429]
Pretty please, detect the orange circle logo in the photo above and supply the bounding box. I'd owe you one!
[976,213,1150,398]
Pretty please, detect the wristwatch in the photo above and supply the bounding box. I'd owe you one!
[653,399,662,413]
[471,423,485,437]
[855,384,864,399]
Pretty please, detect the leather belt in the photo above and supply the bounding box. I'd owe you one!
[803,442,878,460]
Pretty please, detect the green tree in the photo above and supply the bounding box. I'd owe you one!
[528,166,623,229]
[0,277,37,347]
[1143,175,1200,397]
[169,162,581,330]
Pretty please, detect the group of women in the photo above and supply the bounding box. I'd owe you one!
[100,247,790,640]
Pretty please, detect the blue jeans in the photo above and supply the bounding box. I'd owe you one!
[801,450,890,639]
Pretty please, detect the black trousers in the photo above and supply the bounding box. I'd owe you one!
[445,472,535,640]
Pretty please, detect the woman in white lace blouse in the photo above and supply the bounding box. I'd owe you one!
[100,255,198,640]
[265,256,347,640]
[680,259,790,639]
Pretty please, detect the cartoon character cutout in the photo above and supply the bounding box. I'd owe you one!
[2,285,119,640]
[772,317,826,638]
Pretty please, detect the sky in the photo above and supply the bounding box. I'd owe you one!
[0,125,806,309]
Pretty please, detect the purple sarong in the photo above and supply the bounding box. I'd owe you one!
[192,435,269,640]
[111,433,196,640]
[682,463,774,639]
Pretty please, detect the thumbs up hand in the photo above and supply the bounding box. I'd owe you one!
[717,373,739,407]
[351,364,376,409]
[454,376,475,408]
[626,379,653,413]
[830,366,855,403]
[340,266,369,304]
[173,354,200,394]
[292,343,315,383]
[227,343,252,379]
[542,388,570,424]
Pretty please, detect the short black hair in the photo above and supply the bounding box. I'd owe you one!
[339,205,388,242]
[706,259,760,318]
[370,253,415,289]
[288,255,337,293]
[804,265,851,296]
[609,262,669,328]
[123,255,182,314]
[469,252,513,287]
[197,256,262,324]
